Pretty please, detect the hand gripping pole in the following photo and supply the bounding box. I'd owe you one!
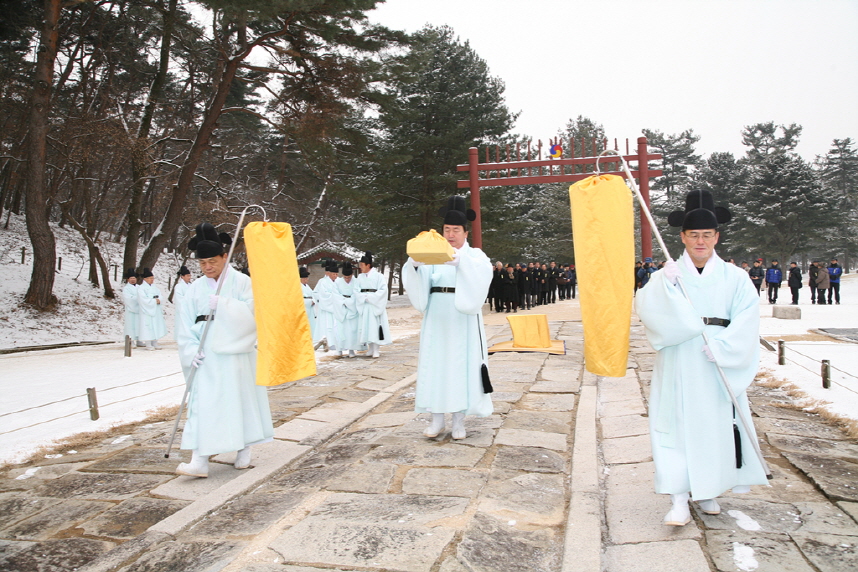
[165,205,267,458]
[596,150,772,479]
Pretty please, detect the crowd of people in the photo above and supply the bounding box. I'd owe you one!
[486,261,577,312]
[634,256,844,305]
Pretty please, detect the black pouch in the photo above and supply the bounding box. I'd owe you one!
[379,325,384,341]
[481,364,493,393]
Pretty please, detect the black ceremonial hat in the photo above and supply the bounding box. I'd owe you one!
[141,267,154,278]
[325,260,339,273]
[124,267,137,280]
[667,190,731,230]
[188,222,232,259]
[299,266,310,278]
[360,251,373,266]
[177,265,190,276]
[438,196,476,228]
[342,261,354,276]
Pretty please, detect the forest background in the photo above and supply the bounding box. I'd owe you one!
[1,0,856,310]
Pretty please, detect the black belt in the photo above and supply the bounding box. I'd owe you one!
[702,317,730,327]
[303,296,313,299]
[195,315,212,324]
[430,287,456,293]
[343,295,351,298]
[360,289,377,292]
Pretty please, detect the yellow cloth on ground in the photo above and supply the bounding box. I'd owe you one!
[487,314,566,355]
[507,314,551,348]
[244,222,316,386]
[407,229,455,265]
[569,175,634,377]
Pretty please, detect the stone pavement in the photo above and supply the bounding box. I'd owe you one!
[1,301,857,572]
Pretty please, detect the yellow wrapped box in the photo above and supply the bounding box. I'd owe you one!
[406,229,454,265]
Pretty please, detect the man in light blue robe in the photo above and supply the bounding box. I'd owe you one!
[175,223,273,478]
[402,196,493,440]
[635,190,768,526]
[300,267,317,341]
[335,262,363,357]
[122,269,142,347]
[137,268,168,350]
[174,265,193,377]
[313,261,342,351]
[354,252,391,358]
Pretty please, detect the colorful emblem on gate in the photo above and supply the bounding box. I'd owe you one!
[550,144,562,158]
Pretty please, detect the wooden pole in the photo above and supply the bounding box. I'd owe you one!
[469,147,482,249]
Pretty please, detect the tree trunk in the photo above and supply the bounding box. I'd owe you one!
[23,0,62,310]
[124,0,178,272]
[138,52,243,270]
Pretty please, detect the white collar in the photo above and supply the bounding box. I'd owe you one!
[681,249,720,278]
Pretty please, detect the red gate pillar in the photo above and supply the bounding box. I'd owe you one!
[637,137,652,261]
[468,147,482,248]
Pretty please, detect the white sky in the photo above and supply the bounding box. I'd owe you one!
[367,0,858,161]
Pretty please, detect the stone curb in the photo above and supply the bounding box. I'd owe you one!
[77,371,418,572]
[562,384,601,572]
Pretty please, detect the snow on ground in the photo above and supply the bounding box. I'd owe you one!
[756,272,858,425]
[1,211,855,465]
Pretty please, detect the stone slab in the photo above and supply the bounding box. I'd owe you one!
[295,444,374,469]
[757,417,849,440]
[457,512,560,572]
[695,498,802,533]
[494,428,568,451]
[29,473,169,501]
[782,451,858,502]
[365,442,486,468]
[562,492,600,572]
[260,465,348,493]
[355,411,419,429]
[270,493,467,572]
[150,461,242,501]
[80,497,190,540]
[329,389,378,402]
[751,402,824,422]
[0,499,113,540]
[529,379,580,393]
[492,446,566,474]
[602,434,652,465]
[519,393,576,412]
[299,402,366,423]
[598,380,643,403]
[539,368,579,383]
[0,494,60,530]
[0,538,115,572]
[606,492,702,544]
[838,501,858,524]
[600,414,649,439]
[791,531,858,571]
[792,501,858,535]
[479,470,566,526]
[401,468,488,498]
[183,491,304,540]
[603,540,709,572]
[599,398,646,417]
[706,530,815,572]
[773,305,801,319]
[490,391,523,403]
[111,540,244,572]
[273,418,333,442]
[501,410,572,434]
[766,433,858,463]
[605,461,655,495]
[326,463,397,494]
[81,447,183,474]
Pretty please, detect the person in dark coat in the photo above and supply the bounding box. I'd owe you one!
[530,262,543,306]
[815,262,829,304]
[491,261,504,312]
[787,262,802,305]
[748,260,764,295]
[808,262,819,304]
[568,264,577,299]
[500,264,519,312]
[827,258,842,305]
[517,263,530,309]
[547,261,559,303]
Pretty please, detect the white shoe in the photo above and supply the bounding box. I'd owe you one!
[424,413,445,438]
[348,350,356,358]
[234,446,251,469]
[136,341,146,347]
[697,498,720,515]
[145,342,155,351]
[151,341,162,350]
[175,451,209,478]
[451,412,466,440]
[370,343,380,358]
[664,493,691,526]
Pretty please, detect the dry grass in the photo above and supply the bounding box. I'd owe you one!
[754,369,858,438]
[0,404,180,473]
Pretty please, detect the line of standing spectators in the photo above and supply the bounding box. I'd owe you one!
[745,257,843,305]
[487,261,577,312]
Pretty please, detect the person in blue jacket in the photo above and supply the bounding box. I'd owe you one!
[827,258,843,305]
[765,260,783,304]
[637,257,657,287]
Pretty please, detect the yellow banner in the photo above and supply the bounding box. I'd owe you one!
[569,175,634,377]
[244,222,316,386]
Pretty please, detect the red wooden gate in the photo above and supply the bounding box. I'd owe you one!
[456,136,663,260]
